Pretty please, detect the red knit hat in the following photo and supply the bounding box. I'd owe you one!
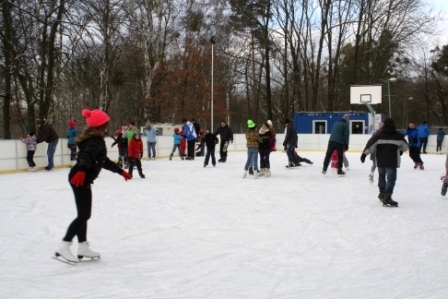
[68,120,77,128]
[82,109,110,128]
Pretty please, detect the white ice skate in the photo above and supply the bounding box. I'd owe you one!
[53,241,78,265]
[77,241,100,260]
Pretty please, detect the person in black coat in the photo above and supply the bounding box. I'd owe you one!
[214,121,233,162]
[203,128,218,167]
[54,109,132,264]
[283,119,298,167]
[36,119,59,170]
[361,118,409,207]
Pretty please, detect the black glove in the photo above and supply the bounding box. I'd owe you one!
[139,153,143,159]
[400,151,403,156]
[360,154,366,163]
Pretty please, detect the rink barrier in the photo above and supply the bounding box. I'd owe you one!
[0,134,444,174]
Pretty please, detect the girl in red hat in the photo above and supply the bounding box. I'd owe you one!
[54,109,132,265]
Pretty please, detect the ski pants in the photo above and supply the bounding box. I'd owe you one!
[409,146,423,164]
[26,151,36,167]
[63,184,92,243]
[219,140,230,158]
[68,144,77,161]
[187,140,195,159]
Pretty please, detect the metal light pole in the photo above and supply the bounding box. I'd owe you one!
[387,77,397,117]
[210,36,216,132]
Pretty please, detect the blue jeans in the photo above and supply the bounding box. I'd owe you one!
[244,147,258,171]
[147,142,156,158]
[47,139,58,169]
[378,167,397,194]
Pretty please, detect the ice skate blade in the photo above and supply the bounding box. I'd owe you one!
[52,254,77,265]
[78,255,101,262]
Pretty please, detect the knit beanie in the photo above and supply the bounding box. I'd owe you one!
[82,109,110,128]
[247,119,256,129]
[68,120,77,128]
[342,114,350,122]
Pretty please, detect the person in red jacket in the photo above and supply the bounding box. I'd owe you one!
[128,132,145,179]
[54,109,131,265]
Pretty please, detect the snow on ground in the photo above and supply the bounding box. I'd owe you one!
[1,151,448,299]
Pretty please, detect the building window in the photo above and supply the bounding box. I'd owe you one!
[313,121,326,134]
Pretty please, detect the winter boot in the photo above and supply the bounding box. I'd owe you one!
[222,157,227,162]
[139,172,145,179]
[265,169,271,177]
[249,167,254,175]
[378,191,385,201]
[258,168,265,176]
[322,168,327,175]
[382,193,398,207]
[254,171,259,179]
[218,158,223,162]
[414,162,418,169]
[77,241,100,260]
[419,163,424,170]
[55,241,78,263]
[243,171,247,178]
[442,182,448,196]
[169,154,173,160]
[337,168,346,176]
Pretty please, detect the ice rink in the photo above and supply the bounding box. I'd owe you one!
[1,151,447,298]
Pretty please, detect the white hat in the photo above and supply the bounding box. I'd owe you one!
[267,120,273,126]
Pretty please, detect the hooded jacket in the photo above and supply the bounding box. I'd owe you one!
[363,124,409,168]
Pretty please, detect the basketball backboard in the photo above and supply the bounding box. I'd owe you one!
[350,85,382,104]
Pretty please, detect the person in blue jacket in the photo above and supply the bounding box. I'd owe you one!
[182,118,197,160]
[67,120,79,167]
[417,121,430,154]
[322,114,350,176]
[436,128,445,154]
[169,128,185,160]
[403,122,424,169]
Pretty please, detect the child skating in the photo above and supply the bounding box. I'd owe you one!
[169,128,185,160]
[20,132,37,171]
[127,132,145,179]
[54,109,131,265]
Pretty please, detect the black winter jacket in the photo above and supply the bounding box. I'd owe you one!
[37,122,59,144]
[69,128,122,185]
[214,125,233,142]
[203,133,218,149]
[284,123,298,146]
[363,124,409,168]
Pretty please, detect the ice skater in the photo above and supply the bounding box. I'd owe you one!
[361,118,408,207]
[127,132,145,179]
[203,128,218,167]
[442,152,448,196]
[20,132,37,171]
[54,109,131,264]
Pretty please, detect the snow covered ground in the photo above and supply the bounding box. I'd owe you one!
[1,151,447,299]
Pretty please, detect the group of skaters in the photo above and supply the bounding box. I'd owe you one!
[24,108,443,264]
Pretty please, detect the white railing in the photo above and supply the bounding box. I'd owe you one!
[0,134,443,173]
